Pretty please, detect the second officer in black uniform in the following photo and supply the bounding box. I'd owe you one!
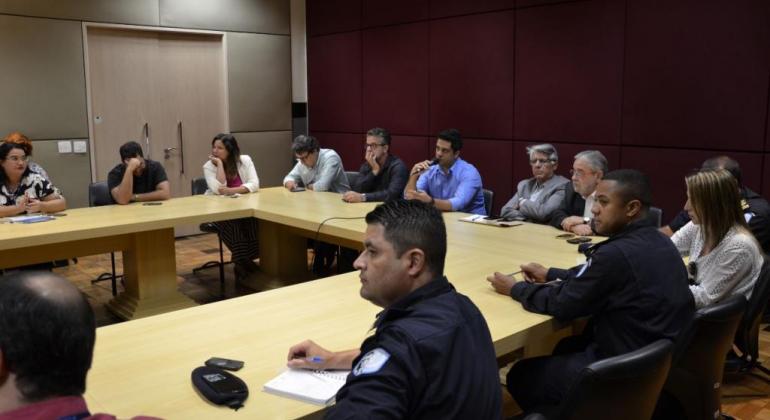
[287,199,502,419]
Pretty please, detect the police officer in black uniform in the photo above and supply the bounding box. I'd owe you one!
[488,169,694,413]
[661,155,770,253]
[287,199,501,419]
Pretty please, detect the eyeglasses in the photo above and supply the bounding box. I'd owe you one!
[530,158,552,166]
[5,155,28,163]
[364,143,386,150]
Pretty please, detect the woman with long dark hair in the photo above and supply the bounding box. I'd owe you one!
[203,133,260,280]
[671,169,763,308]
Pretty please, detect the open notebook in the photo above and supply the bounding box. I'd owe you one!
[263,369,350,406]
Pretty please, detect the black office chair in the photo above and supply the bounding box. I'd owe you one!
[524,339,674,420]
[88,181,119,297]
[649,206,663,228]
[482,188,494,216]
[344,170,360,189]
[724,256,770,382]
[655,294,747,420]
[191,177,227,297]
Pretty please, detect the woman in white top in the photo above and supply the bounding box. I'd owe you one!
[671,169,763,308]
[203,133,260,280]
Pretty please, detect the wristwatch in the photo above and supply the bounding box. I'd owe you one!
[583,216,590,224]
[361,193,367,202]
[132,193,139,202]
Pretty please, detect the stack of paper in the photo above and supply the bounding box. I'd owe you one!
[263,369,349,406]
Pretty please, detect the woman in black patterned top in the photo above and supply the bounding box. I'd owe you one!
[0,143,66,217]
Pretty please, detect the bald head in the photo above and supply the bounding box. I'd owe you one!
[0,272,95,402]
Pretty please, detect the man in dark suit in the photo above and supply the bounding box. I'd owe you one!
[549,150,608,236]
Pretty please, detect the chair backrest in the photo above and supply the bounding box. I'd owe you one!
[88,181,114,207]
[191,177,208,196]
[482,188,493,215]
[345,171,360,188]
[648,206,663,228]
[664,294,747,420]
[733,255,770,363]
[552,339,673,420]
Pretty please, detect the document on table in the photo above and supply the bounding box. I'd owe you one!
[459,215,522,228]
[7,214,55,224]
[263,368,350,406]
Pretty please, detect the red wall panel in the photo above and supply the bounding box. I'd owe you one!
[429,11,514,139]
[459,139,514,215]
[363,0,428,27]
[363,23,429,136]
[430,0,514,19]
[391,135,432,169]
[308,32,362,133]
[622,0,770,151]
[514,0,624,144]
[312,132,363,172]
[620,147,764,223]
[307,0,361,36]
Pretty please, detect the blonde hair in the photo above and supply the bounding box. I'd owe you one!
[685,169,747,249]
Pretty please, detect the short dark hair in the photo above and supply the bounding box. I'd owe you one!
[602,169,652,210]
[0,272,96,402]
[701,155,742,186]
[437,129,463,152]
[0,142,32,184]
[366,127,391,146]
[365,199,447,277]
[119,141,144,161]
[291,135,320,155]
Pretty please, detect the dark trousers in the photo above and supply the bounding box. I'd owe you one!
[507,334,599,412]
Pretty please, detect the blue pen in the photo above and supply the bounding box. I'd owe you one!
[307,356,324,363]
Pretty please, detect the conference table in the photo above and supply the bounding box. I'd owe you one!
[77,188,591,419]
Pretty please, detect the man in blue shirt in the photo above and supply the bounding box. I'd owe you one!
[404,129,486,215]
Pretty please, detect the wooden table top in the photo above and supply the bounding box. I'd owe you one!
[83,188,590,419]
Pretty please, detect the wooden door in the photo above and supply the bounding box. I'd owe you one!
[86,27,228,236]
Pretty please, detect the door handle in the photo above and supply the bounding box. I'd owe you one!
[144,123,151,159]
[178,121,185,175]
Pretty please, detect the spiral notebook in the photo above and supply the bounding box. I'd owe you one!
[263,368,350,406]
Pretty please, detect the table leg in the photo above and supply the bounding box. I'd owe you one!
[258,219,311,282]
[107,228,196,320]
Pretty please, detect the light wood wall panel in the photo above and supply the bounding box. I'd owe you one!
[33,140,92,209]
[234,131,293,188]
[0,0,159,25]
[227,33,292,132]
[0,15,87,139]
[160,0,289,34]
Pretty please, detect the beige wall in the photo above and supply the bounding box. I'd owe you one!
[0,1,294,209]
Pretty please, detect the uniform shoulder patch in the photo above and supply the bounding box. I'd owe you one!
[576,258,592,278]
[352,348,391,376]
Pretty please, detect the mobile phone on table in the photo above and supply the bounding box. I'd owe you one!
[205,357,244,371]
[291,187,306,192]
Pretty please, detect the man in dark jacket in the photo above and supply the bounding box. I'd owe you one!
[288,200,501,419]
[488,169,694,413]
[342,127,408,203]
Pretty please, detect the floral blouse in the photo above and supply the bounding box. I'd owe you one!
[0,171,60,206]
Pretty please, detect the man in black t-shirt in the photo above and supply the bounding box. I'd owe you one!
[107,141,170,205]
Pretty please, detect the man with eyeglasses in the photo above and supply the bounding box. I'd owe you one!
[404,129,486,215]
[283,135,350,193]
[549,150,608,236]
[342,128,408,203]
[501,144,569,222]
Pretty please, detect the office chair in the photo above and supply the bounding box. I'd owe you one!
[482,188,494,216]
[524,339,674,420]
[649,206,663,228]
[655,294,746,420]
[724,256,770,386]
[344,171,360,189]
[88,181,119,297]
[191,177,227,297]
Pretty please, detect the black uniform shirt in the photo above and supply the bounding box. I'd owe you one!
[326,276,502,420]
[511,220,695,358]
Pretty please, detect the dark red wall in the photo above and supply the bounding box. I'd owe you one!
[306,0,770,218]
